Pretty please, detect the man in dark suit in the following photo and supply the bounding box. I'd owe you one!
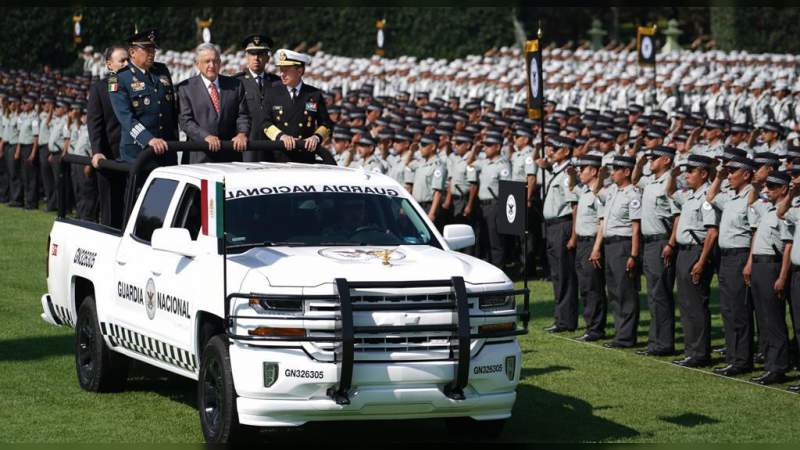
[233,34,280,162]
[89,45,128,228]
[262,49,335,164]
[178,43,250,164]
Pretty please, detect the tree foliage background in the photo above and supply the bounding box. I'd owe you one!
[0,6,796,73]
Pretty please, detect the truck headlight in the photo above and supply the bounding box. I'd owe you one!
[479,294,515,311]
[263,362,279,388]
[249,297,303,313]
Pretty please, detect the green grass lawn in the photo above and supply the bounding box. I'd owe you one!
[1,203,799,443]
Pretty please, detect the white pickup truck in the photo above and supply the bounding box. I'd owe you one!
[43,160,529,443]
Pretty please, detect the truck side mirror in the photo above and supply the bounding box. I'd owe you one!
[151,228,200,258]
[442,224,475,251]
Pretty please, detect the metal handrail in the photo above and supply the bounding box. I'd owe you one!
[57,139,321,228]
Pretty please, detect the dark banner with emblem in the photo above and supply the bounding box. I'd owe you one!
[497,180,527,237]
[525,39,543,120]
[637,25,656,67]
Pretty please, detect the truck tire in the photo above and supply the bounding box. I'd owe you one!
[445,417,506,439]
[75,295,129,392]
[198,335,247,443]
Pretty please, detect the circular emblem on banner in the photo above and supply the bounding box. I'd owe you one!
[145,278,157,320]
[529,58,539,99]
[318,247,406,263]
[506,194,517,224]
[377,29,385,49]
[641,36,653,59]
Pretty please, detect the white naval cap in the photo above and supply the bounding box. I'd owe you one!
[274,49,312,66]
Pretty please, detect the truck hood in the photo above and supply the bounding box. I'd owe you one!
[228,245,508,288]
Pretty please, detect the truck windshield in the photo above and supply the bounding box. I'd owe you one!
[224,192,435,249]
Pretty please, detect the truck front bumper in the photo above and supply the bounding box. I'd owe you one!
[230,340,521,427]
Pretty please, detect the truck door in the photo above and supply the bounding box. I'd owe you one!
[110,177,180,364]
[140,181,205,373]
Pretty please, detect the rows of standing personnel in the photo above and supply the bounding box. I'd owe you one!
[6,31,800,392]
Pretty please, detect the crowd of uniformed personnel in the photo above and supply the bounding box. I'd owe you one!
[6,29,800,390]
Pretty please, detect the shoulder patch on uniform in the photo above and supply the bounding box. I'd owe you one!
[434,169,442,178]
[467,166,475,172]
[702,201,712,210]
[525,156,533,164]
[630,199,641,209]
[501,168,509,177]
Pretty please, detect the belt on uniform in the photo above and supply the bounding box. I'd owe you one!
[480,199,496,206]
[678,244,700,251]
[643,234,668,243]
[604,236,631,244]
[577,235,595,242]
[545,216,571,226]
[720,247,750,256]
[752,254,781,263]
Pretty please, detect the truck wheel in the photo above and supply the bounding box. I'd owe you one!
[75,295,129,392]
[198,335,247,443]
[445,417,506,439]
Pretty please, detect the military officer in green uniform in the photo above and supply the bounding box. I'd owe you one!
[109,29,178,165]
[572,153,607,341]
[469,134,510,267]
[596,155,642,348]
[668,154,719,367]
[234,34,280,162]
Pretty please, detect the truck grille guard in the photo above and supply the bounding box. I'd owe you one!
[224,277,530,405]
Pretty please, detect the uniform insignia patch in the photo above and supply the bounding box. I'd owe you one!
[108,83,118,93]
[434,169,442,178]
[144,97,150,106]
[630,199,641,209]
[131,81,145,92]
[702,201,712,210]
[305,102,317,112]
[132,100,140,108]
[159,76,170,86]
[501,169,510,177]
[525,156,533,164]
